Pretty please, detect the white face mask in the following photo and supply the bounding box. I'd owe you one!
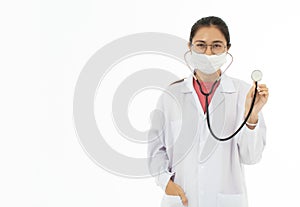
[190,51,227,75]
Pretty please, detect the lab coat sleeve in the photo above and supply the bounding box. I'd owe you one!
[237,112,267,165]
[147,93,175,192]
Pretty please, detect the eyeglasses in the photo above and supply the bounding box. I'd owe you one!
[191,42,227,55]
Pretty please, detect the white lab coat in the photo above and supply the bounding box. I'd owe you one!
[147,73,266,207]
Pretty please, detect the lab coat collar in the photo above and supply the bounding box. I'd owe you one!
[181,72,236,94]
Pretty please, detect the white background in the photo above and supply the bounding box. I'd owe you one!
[0,0,299,206]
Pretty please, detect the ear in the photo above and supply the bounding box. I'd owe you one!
[187,42,191,50]
[227,43,231,50]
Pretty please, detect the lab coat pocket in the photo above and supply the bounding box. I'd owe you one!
[217,193,246,207]
[161,194,184,207]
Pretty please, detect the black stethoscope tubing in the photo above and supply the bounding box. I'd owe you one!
[195,78,258,142]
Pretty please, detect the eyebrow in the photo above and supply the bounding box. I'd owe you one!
[194,40,224,44]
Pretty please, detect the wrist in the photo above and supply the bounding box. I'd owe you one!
[245,114,258,130]
[244,112,258,124]
[247,116,258,124]
[244,113,258,130]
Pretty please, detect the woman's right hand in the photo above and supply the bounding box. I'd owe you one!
[165,179,188,206]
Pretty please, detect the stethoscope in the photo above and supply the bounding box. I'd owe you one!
[184,50,263,141]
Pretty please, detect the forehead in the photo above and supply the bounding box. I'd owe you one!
[192,26,226,43]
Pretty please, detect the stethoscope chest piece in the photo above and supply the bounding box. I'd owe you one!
[251,70,263,82]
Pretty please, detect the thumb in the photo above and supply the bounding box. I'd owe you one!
[247,82,256,98]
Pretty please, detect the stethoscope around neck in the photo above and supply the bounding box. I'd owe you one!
[184,50,262,142]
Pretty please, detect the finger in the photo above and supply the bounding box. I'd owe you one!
[257,93,269,102]
[178,191,188,206]
[258,86,268,88]
[259,93,269,100]
[258,89,269,95]
[258,91,269,95]
[247,84,256,98]
[258,88,268,92]
[258,84,267,88]
[258,86,268,90]
[174,185,188,206]
[258,84,268,92]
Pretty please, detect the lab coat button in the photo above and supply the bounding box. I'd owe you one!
[199,165,205,169]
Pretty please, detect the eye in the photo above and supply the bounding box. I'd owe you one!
[196,43,207,48]
[212,43,222,48]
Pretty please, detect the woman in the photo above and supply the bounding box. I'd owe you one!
[147,16,268,207]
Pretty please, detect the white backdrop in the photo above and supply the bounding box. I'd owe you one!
[1,0,299,206]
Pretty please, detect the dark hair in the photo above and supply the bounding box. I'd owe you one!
[189,16,231,48]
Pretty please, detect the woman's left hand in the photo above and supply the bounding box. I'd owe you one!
[244,83,269,124]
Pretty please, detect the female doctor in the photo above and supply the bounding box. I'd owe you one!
[147,16,269,207]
